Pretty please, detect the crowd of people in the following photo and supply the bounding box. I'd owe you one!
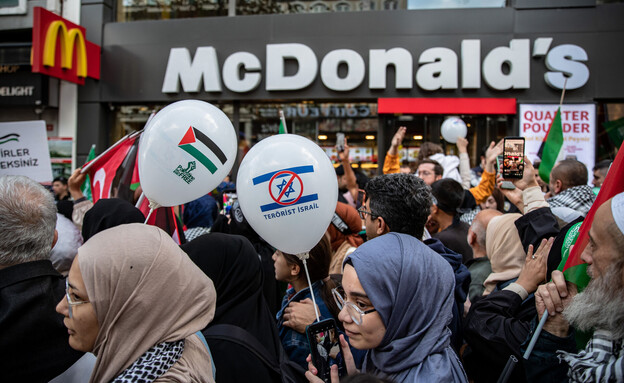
[0,127,621,383]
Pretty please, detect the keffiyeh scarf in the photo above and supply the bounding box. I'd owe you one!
[111,340,185,383]
[547,185,596,216]
[558,330,624,383]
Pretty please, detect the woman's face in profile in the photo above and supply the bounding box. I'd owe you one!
[56,256,100,352]
[481,195,498,211]
[338,264,386,350]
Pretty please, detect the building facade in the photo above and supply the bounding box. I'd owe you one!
[1,0,623,177]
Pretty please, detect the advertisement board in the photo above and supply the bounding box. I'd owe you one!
[519,104,595,182]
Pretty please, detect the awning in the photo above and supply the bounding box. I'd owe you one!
[378,98,517,115]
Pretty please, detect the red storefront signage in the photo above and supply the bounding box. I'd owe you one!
[31,7,100,85]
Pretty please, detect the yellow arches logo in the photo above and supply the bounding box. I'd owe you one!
[31,7,100,85]
[42,21,88,78]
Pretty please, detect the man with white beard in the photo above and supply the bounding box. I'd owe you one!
[526,191,624,382]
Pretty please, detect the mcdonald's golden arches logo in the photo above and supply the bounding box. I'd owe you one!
[31,7,100,85]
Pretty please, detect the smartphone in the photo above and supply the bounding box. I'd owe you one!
[497,155,516,190]
[503,137,525,179]
[306,319,345,382]
[336,133,345,153]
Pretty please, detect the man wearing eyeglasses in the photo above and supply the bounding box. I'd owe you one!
[0,175,83,381]
[359,173,470,352]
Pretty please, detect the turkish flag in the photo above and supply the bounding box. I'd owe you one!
[83,135,137,204]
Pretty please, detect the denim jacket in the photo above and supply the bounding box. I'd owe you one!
[276,281,368,370]
[276,281,332,369]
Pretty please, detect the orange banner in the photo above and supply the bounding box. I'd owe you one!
[31,7,100,85]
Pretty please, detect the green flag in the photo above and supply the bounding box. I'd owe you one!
[538,107,564,183]
[81,145,96,201]
[279,110,288,134]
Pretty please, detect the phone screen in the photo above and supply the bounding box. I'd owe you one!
[306,319,344,382]
[503,137,525,179]
[336,133,345,153]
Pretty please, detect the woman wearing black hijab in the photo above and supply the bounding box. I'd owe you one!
[81,198,146,242]
[181,233,287,383]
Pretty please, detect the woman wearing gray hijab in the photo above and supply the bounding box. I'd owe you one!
[307,232,467,382]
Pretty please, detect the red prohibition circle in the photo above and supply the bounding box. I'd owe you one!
[269,171,304,205]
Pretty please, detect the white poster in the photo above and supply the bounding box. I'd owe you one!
[0,121,53,183]
[519,104,595,183]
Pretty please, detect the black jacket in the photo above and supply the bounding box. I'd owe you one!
[463,289,535,382]
[0,260,83,382]
[424,238,471,353]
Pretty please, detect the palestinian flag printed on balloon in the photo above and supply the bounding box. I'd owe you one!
[558,144,624,291]
[537,107,564,183]
[178,126,227,174]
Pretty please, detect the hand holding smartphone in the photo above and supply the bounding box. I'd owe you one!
[336,133,345,154]
[306,319,345,382]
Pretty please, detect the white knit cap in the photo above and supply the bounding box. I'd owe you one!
[612,192,624,236]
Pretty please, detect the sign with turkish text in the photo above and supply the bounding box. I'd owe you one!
[31,7,100,85]
[0,120,53,183]
[520,104,595,182]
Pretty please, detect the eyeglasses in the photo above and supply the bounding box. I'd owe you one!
[332,287,377,326]
[357,207,377,220]
[65,279,90,319]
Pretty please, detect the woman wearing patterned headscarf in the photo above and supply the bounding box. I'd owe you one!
[56,223,216,382]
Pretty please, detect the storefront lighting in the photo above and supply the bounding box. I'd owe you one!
[318,135,328,140]
[365,135,375,140]
[361,164,378,169]
[413,135,423,140]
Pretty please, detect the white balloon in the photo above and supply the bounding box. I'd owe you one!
[138,100,237,207]
[441,117,467,144]
[237,134,338,255]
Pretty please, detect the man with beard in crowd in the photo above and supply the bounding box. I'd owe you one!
[525,191,624,382]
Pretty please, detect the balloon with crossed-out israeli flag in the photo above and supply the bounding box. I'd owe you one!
[237,134,338,255]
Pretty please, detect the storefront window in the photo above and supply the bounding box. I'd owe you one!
[114,101,379,174]
[407,0,505,9]
[117,0,507,21]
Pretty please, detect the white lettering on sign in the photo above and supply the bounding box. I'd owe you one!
[0,86,35,96]
[162,47,222,93]
[161,38,590,94]
[222,52,262,93]
[320,49,365,91]
[544,44,589,90]
[266,43,317,91]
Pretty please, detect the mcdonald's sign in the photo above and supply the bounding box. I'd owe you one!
[31,7,100,85]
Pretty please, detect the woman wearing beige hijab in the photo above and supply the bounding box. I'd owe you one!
[56,223,216,382]
[482,213,526,295]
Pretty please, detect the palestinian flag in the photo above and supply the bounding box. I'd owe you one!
[279,110,288,134]
[178,126,227,174]
[538,107,564,183]
[558,145,624,290]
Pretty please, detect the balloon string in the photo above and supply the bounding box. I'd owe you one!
[143,199,161,224]
[302,258,321,322]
